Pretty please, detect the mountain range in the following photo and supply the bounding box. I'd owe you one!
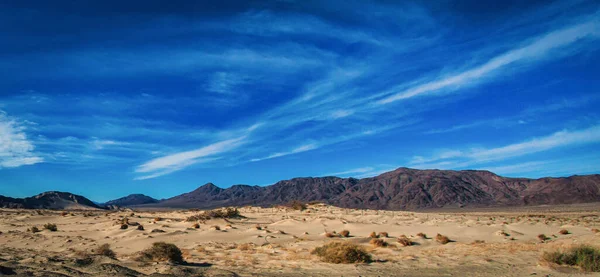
[2,168,600,210]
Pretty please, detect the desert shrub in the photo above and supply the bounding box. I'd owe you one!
[120,224,128,230]
[237,243,255,251]
[542,245,600,272]
[591,228,599,233]
[416,232,427,239]
[186,207,241,222]
[154,217,162,222]
[378,232,389,238]
[61,211,68,216]
[538,234,550,242]
[30,226,40,233]
[192,223,200,229]
[559,229,570,235]
[370,238,388,247]
[397,237,413,246]
[210,225,221,231]
[151,229,165,233]
[137,225,144,231]
[311,242,372,264]
[369,232,379,238]
[44,223,57,232]
[472,240,486,244]
[137,242,184,264]
[96,244,116,259]
[436,233,450,244]
[287,200,307,211]
[325,232,339,238]
[340,230,350,237]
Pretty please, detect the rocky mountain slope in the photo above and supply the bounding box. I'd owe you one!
[3,168,600,210]
[146,168,600,210]
[0,191,104,210]
[104,194,159,207]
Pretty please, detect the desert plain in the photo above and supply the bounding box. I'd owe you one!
[1,203,600,277]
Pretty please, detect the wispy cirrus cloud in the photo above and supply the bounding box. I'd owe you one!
[411,125,600,169]
[250,143,317,162]
[375,16,600,105]
[135,137,247,180]
[0,111,43,168]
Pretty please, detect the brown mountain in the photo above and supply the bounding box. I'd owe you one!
[147,168,600,210]
[0,191,103,210]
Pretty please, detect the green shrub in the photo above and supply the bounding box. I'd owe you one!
[311,242,372,264]
[44,223,57,231]
[542,245,600,272]
[137,242,184,264]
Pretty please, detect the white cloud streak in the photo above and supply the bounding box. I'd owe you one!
[0,111,43,168]
[411,125,600,168]
[250,143,317,162]
[376,17,600,105]
[135,137,246,179]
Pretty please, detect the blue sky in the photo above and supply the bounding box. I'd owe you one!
[1,0,600,202]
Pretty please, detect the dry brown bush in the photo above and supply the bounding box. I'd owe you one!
[397,237,413,246]
[416,232,427,239]
[369,231,379,238]
[311,242,372,264]
[137,242,184,264]
[559,229,569,235]
[378,232,389,238]
[95,243,116,259]
[370,238,388,247]
[340,230,350,237]
[435,233,450,244]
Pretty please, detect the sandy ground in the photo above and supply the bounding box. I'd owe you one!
[1,204,600,276]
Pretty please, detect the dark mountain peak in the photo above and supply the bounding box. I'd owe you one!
[0,191,102,210]
[105,194,159,206]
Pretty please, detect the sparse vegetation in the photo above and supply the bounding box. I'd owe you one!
[370,238,388,247]
[186,207,241,221]
[325,232,339,238]
[591,228,599,233]
[44,223,57,232]
[397,237,413,246]
[287,200,307,211]
[416,232,427,239]
[559,229,570,235]
[95,244,116,259]
[137,225,144,231]
[210,225,221,230]
[30,226,40,233]
[237,243,255,251]
[311,242,373,264]
[192,223,200,229]
[378,232,389,238]
[538,234,550,242]
[542,245,600,272]
[137,242,184,264]
[436,233,450,244]
[340,230,350,237]
[120,224,128,230]
[369,231,379,238]
[154,217,162,222]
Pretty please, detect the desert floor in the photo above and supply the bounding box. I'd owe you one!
[1,203,600,276]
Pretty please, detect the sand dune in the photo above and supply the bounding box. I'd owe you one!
[1,204,599,276]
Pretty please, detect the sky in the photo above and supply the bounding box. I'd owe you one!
[1,0,600,202]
